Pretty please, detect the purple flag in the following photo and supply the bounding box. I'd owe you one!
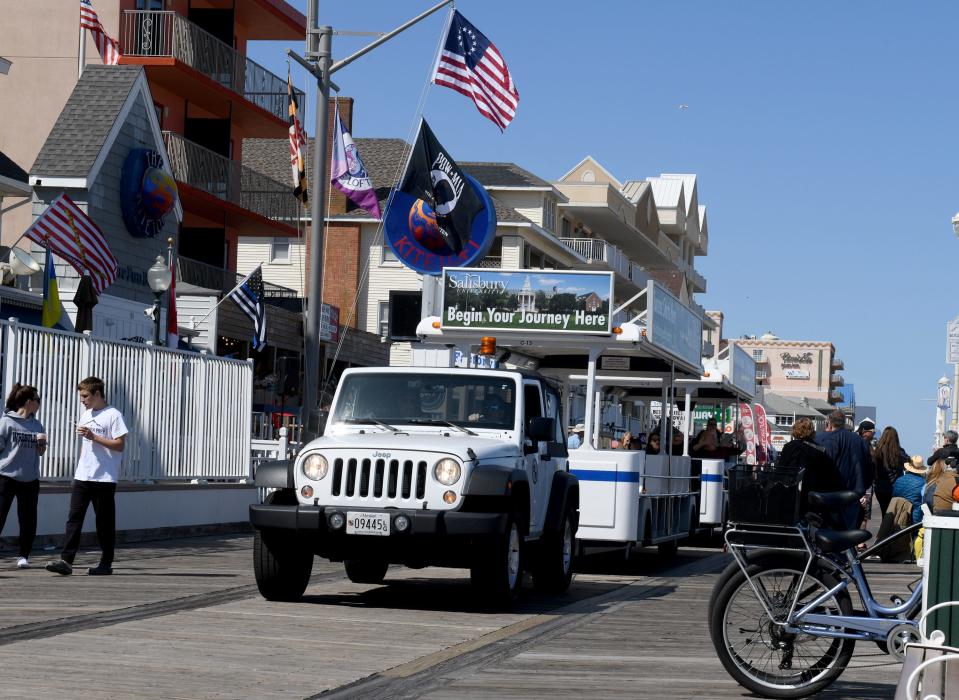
[330,110,381,219]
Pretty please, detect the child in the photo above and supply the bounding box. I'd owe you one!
[46,377,127,576]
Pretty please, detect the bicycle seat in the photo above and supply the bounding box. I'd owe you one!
[815,528,871,553]
[808,490,860,511]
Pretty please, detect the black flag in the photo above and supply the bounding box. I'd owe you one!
[399,120,483,254]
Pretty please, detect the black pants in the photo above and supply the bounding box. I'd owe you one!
[875,484,893,516]
[60,480,116,566]
[0,476,40,558]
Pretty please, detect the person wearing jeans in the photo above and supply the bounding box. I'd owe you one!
[46,376,127,576]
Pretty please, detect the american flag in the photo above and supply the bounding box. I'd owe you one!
[80,0,121,66]
[432,11,519,131]
[25,193,118,294]
[287,69,308,206]
[228,266,267,350]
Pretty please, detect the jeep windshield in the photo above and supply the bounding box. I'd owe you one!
[332,373,517,430]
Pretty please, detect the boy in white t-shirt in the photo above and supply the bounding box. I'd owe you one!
[46,377,128,576]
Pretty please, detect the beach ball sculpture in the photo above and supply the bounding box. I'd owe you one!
[141,167,178,220]
[408,199,454,256]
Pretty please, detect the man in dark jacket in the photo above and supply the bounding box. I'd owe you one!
[927,430,959,466]
[817,411,874,529]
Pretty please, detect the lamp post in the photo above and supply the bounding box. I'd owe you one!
[147,255,172,346]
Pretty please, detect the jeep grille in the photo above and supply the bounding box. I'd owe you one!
[331,457,428,501]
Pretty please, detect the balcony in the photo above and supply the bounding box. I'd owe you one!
[120,10,303,134]
[476,256,503,268]
[829,391,844,403]
[176,256,297,307]
[831,356,844,370]
[830,374,845,387]
[561,237,632,280]
[163,131,298,233]
[756,370,769,380]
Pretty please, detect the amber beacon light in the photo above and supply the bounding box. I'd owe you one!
[478,336,497,355]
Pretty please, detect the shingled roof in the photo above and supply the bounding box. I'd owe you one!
[243,137,534,224]
[31,65,143,178]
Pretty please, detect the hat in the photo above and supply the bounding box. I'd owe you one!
[904,455,926,475]
[573,423,585,433]
[857,419,876,433]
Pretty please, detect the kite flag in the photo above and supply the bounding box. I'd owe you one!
[432,10,519,130]
[41,249,62,328]
[288,69,308,206]
[330,109,381,218]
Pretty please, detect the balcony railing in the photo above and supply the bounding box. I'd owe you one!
[560,237,633,280]
[121,10,303,123]
[831,357,844,370]
[163,132,298,224]
[476,256,503,268]
[829,391,844,403]
[830,374,845,387]
[176,255,298,305]
[756,370,768,380]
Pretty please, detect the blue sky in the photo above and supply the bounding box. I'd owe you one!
[250,1,959,453]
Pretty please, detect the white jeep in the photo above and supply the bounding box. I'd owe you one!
[250,366,579,607]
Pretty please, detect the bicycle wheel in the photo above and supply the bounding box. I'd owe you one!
[708,554,855,699]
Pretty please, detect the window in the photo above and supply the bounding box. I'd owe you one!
[561,217,571,238]
[752,349,764,359]
[270,239,291,264]
[137,0,164,9]
[153,102,164,128]
[381,244,398,264]
[378,301,390,337]
[542,199,557,233]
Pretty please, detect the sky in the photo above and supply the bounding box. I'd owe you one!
[249,1,959,453]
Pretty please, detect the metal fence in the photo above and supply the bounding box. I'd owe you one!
[120,10,304,123]
[1,320,253,482]
[560,237,632,280]
[163,132,298,225]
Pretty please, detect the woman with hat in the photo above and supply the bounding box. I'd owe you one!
[892,455,927,524]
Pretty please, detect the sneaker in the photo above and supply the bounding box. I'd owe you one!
[15,557,29,569]
[87,563,112,576]
[45,559,73,576]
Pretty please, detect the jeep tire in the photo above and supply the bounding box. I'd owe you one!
[344,559,389,584]
[252,490,313,602]
[532,506,574,593]
[470,513,524,608]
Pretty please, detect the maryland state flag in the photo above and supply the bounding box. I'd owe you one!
[41,249,62,328]
[399,120,483,254]
[287,69,308,206]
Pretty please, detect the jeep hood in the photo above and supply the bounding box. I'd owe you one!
[301,432,520,462]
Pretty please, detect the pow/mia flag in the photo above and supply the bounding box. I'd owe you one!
[399,119,484,254]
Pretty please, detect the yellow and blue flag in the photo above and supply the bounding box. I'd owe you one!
[41,249,61,328]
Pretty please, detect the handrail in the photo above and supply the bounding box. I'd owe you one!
[120,10,304,122]
[162,131,298,225]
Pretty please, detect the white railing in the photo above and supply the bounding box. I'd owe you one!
[1,320,253,482]
[560,238,632,280]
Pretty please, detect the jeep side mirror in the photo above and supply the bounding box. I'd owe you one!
[527,417,554,442]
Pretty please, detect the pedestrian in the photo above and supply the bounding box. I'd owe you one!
[927,429,959,467]
[567,423,585,449]
[46,377,128,576]
[775,417,842,518]
[891,455,927,525]
[922,458,959,513]
[817,410,874,529]
[871,426,910,515]
[856,419,877,448]
[0,384,46,569]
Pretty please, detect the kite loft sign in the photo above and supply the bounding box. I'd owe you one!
[441,269,614,334]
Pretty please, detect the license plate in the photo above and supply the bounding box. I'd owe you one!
[346,511,390,536]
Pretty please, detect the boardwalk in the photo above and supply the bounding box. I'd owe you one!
[0,535,915,699]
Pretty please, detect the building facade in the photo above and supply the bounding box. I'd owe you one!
[735,332,845,406]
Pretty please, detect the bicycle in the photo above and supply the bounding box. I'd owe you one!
[709,489,924,698]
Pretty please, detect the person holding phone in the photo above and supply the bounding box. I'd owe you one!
[46,376,127,576]
[0,383,46,569]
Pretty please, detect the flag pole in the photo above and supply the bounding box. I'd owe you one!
[291,0,452,440]
[190,264,262,330]
[78,10,86,78]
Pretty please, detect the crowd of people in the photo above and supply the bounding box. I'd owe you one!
[0,376,127,575]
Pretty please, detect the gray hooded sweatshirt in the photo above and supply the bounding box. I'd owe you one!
[0,410,44,481]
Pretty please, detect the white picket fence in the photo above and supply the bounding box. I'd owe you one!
[1,319,253,482]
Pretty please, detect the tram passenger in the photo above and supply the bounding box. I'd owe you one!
[567,424,585,449]
[645,431,661,455]
[691,418,722,457]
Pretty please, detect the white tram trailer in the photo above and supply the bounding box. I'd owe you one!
[415,276,710,557]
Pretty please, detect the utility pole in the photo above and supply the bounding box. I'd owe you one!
[293,0,453,439]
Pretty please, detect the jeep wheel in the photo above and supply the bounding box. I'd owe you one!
[532,507,575,593]
[344,559,389,584]
[253,528,314,601]
[471,514,523,607]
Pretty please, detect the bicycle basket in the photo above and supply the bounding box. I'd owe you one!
[727,466,804,526]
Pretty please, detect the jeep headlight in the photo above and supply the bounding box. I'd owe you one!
[433,458,461,486]
[302,453,329,481]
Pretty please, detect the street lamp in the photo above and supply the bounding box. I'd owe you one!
[147,255,172,345]
[952,212,959,238]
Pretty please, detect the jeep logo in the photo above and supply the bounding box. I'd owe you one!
[372,451,392,459]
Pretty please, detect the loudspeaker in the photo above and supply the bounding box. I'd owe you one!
[389,291,422,341]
